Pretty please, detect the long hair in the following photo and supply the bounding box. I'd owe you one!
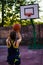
[10,31,16,41]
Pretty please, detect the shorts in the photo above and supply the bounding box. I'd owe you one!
[7,56,21,65]
[7,48,21,65]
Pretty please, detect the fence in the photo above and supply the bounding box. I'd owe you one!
[0,24,43,48]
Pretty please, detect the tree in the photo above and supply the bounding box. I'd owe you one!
[0,0,43,26]
[4,0,29,26]
[0,0,5,26]
[15,0,26,14]
[0,0,15,26]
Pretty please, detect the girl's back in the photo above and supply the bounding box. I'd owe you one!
[6,30,22,65]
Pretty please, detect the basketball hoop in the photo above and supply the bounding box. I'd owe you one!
[24,13,32,17]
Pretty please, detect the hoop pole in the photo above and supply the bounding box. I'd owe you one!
[28,19,36,49]
[31,19,36,49]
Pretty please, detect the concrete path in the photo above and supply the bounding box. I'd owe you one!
[0,46,43,65]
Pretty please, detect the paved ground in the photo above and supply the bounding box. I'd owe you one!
[0,46,43,65]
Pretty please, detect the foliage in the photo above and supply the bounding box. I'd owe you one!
[3,0,30,26]
[0,0,43,26]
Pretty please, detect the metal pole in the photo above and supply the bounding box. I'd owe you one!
[30,19,36,49]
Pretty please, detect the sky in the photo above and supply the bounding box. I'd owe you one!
[39,0,43,16]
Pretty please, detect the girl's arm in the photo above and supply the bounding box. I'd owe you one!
[16,32,22,43]
[6,37,11,48]
[13,31,22,48]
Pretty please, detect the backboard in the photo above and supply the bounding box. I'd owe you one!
[20,4,39,19]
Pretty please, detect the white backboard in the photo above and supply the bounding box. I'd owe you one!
[20,4,39,19]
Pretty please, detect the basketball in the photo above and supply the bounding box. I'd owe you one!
[13,24,21,31]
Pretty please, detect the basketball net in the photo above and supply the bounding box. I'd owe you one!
[24,13,32,17]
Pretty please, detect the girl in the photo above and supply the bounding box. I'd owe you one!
[6,30,22,65]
